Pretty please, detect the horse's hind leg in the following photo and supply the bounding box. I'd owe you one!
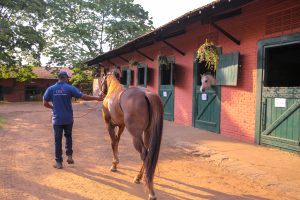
[132,135,147,184]
[134,130,150,184]
[110,125,125,172]
[134,163,144,184]
[133,146,156,200]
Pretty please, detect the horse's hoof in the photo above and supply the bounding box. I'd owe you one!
[110,166,117,172]
[133,177,141,184]
[148,195,156,200]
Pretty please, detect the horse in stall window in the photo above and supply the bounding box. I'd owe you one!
[200,73,216,92]
[98,68,163,200]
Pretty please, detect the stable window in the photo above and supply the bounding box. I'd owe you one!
[264,43,300,87]
[120,69,128,85]
[136,64,148,87]
[160,63,174,85]
[138,67,145,84]
[0,86,3,101]
[25,86,43,101]
[130,70,134,85]
[120,67,134,87]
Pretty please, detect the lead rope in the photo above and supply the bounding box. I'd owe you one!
[73,101,102,119]
[49,101,102,123]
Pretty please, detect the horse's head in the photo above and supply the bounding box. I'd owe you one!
[98,67,123,98]
[200,73,216,92]
[99,73,109,99]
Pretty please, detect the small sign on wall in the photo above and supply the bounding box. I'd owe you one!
[163,91,167,97]
[201,93,207,101]
[275,98,286,108]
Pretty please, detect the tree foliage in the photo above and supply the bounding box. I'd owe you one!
[0,65,37,82]
[69,66,93,94]
[44,0,153,66]
[0,0,46,66]
[0,0,153,90]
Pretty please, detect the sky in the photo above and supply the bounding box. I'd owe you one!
[134,0,214,28]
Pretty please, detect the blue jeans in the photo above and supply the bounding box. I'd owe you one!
[53,123,73,162]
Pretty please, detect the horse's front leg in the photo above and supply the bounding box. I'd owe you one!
[107,122,118,172]
[108,124,125,172]
[110,125,125,172]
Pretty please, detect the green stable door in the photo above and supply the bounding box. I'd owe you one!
[256,33,300,153]
[158,58,174,121]
[193,50,240,133]
[192,58,221,133]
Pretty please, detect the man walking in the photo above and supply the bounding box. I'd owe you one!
[43,71,102,169]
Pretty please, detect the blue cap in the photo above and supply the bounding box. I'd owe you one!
[58,71,71,78]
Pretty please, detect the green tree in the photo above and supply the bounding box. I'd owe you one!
[0,0,46,66]
[0,65,37,82]
[44,0,153,66]
[69,66,93,94]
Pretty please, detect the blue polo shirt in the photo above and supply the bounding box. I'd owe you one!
[43,82,83,125]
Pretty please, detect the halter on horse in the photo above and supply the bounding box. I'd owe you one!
[99,68,164,200]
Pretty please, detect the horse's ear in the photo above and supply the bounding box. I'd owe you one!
[115,66,121,74]
[100,67,106,77]
[113,66,122,80]
[103,67,109,75]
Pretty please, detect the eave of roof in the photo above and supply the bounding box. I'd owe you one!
[86,0,254,66]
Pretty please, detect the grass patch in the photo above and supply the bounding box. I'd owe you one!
[0,116,5,128]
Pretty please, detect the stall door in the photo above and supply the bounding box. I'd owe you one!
[158,58,174,121]
[192,57,220,133]
[258,38,300,152]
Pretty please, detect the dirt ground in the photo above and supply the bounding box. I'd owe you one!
[0,102,298,200]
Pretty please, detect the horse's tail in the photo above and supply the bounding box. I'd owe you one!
[144,92,164,187]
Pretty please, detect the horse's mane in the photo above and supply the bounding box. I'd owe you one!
[106,73,124,98]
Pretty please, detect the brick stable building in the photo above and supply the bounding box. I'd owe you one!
[0,67,73,102]
[88,0,300,152]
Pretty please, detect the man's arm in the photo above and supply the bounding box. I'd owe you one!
[43,100,53,109]
[80,94,103,101]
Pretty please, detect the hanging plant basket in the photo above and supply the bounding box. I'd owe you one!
[129,60,139,68]
[157,55,169,66]
[196,39,219,72]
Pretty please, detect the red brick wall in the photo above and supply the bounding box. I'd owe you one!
[0,79,24,102]
[217,0,300,142]
[99,0,300,143]
[0,78,57,102]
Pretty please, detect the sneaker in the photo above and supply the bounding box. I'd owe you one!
[67,155,74,164]
[53,162,63,169]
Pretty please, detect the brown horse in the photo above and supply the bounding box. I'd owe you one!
[99,69,163,200]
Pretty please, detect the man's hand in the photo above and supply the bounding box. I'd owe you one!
[97,96,104,101]
[43,100,53,109]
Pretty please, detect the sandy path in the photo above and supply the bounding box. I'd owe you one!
[0,102,296,200]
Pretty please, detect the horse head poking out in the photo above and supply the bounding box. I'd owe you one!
[99,68,164,200]
[200,73,216,92]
